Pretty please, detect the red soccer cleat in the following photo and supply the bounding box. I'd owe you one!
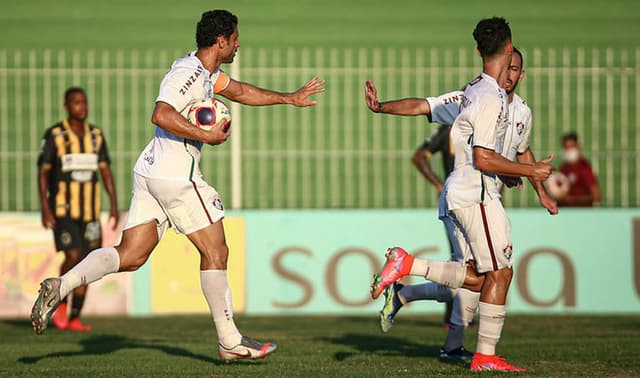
[370,247,414,300]
[471,353,526,372]
[65,317,92,332]
[52,301,68,330]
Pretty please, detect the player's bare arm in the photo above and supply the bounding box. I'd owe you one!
[151,101,230,145]
[516,148,558,215]
[473,147,554,181]
[98,164,120,229]
[220,77,325,107]
[411,149,444,192]
[365,80,431,115]
[38,166,56,229]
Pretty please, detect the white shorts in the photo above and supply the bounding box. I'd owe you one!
[124,173,225,238]
[441,199,513,273]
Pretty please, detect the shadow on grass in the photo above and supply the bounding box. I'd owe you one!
[318,332,446,361]
[17,334,226,365]
[1,319,33,328]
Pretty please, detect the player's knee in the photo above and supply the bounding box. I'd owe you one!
[199,243,229,269]
[118,255,148,272]
[464,275,485,292]
[463,264,485,291]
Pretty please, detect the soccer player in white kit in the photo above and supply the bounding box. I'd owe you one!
[30,10,325,361]
[368,48,558,362]
[370,18,555,371]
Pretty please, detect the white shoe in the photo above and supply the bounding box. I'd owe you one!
[30,278,63,335]
[218,336,277,361]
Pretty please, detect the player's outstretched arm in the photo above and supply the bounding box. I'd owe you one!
[220,77,325,107]
[365,80,431,116]
[516,148,558,215]
[151,101,230,145]
[473,147,554,182]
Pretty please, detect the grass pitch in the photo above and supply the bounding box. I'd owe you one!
[1,314,639,377]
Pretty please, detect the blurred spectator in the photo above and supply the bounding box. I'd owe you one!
[558,132,600,207]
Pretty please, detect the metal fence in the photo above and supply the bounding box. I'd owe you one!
[0,47,638,211]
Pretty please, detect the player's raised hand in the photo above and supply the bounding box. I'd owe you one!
[289,77,325,107]
[530,154,555,181]
[203,118,232,145]
[365,80,382,113]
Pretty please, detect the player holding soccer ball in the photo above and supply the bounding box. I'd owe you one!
[370,17,555,372]
[31,9,324,361]
[366,47,557,363]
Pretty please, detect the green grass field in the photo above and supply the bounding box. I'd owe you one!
[1,315,639,377]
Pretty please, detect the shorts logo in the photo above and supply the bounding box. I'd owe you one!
[503,244,513,260]
[60,231,72,247]
[213,198,224,211]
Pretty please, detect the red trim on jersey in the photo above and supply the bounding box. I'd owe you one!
[479,204,499,271]
[191,180,213,224]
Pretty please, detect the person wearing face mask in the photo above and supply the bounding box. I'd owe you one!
[558,132,601,207]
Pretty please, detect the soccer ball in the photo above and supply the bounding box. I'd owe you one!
[543,172,570,200]
[186,97,231,131]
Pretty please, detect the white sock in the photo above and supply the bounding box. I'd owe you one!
[59,247,120,298]
[398,282,455,304]
[476,302,506,355]
[443,288,480,351]
[410,259,466,288]
[200,269,242,348]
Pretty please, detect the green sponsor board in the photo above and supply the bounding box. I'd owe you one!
[240,209,640,314]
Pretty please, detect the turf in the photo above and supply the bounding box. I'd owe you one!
[1,314,639,377]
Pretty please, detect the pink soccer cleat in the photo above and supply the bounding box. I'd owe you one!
[370,247,414,300]
[470,353,527,372]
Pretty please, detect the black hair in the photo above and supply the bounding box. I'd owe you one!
[196,10,238,48]
[64,87,85,104]
[472,17,512,58]
[513,47,523,70]
[563,132,579,143]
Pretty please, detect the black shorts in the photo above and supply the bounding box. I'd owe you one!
[53,218,102,254]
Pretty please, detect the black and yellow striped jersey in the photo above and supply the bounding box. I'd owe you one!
[37,119,111,222]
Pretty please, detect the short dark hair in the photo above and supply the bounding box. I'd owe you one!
[472,17,512,58]
[64,87,85,104]
[513,47,524,69]
[563,132,579,143]
[196,10,238,48]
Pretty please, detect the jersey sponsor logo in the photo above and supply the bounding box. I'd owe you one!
[443,94,462,105]
[516,121,525,136]
[179,65,205,95]
[61,153,99,172]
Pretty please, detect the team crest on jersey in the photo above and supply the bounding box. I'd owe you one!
[516,122,525,136]
[503,244,513,260]
[213,198,224,211]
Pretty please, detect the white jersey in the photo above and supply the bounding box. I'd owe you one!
[503,93,532,161]
[426,90,464,125]
[442,73,510,212]
[133,52,230,180]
